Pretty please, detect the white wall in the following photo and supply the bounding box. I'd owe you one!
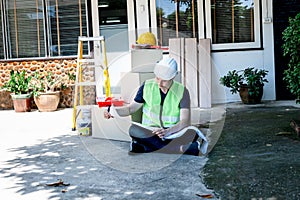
[101,0,276,105]
[211,0,275,104]
[105,43,276,105]
[211,50,275,104]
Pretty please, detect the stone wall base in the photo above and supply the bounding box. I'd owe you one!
[0,59,96,110]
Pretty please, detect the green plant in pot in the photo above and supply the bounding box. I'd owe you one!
[282,12,300,103]
[30,71,69,112]
[220,67,269,104]
[2,70,32,112]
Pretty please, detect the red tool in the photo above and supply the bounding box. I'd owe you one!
[96,97,124,108]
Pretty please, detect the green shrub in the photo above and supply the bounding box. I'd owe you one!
[282,12,300,103]
[2,70,32,95]
[220,67,268,97]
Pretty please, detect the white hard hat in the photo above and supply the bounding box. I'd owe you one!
[154,57,178,80]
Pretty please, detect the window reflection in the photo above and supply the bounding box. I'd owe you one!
[211,0,255,44]
[98,0,129,52]
[0,3,3,59]
[156,0,198,46]
[1,0,87,59]
[5,0,45,58]
[47,0,88,56]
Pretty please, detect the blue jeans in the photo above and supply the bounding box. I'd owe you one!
[129,124,198,153]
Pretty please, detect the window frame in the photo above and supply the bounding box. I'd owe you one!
[205,0,262,51]
[151,0,199,48]
[0,0,4,59]
[0,0,89,60]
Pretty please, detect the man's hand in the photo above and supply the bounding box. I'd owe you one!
[104,110,114,119]
[153,128,170,139]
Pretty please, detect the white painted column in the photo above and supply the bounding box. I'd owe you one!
[135,0,150,36]
[199,39,212,108]
[91,0,103,97]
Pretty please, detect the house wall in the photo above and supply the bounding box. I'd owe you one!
[0,0,278,108]
[0,59,93,110]
[106,0,276,105]
[207,0,276,104]
[211,49,275,104]
[107,49,275,106]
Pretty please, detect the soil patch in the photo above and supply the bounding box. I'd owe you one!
[203,106,300,200]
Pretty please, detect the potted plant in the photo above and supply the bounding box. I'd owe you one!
[30,71,69,112]
[282,13,300,103]
[2,70,32,112]
[220,67,269,104]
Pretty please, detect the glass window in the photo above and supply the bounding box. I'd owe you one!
[1,0,88,59]
[156,0,198,46]
[209,0,260,50]
[5,0,45,58]
[0,1,3,59]
[47,0,88,56]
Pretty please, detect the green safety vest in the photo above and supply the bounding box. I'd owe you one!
[142,79,184,127]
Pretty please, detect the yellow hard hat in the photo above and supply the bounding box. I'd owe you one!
[136,32,156,46]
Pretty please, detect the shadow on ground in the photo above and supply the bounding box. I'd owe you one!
[1,133,214,200]
[203,106,300,200]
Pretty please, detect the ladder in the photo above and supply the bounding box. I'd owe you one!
[71,36,110,132]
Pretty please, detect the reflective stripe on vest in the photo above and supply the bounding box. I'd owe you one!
[142,79,184,127]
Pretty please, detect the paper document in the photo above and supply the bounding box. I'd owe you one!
[109,105,208,154]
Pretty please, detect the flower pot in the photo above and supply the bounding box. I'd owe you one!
[11,93,32,112]
[34,91,60,112]
[239,85,263,104]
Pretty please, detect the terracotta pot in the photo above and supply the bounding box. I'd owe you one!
[11,93,32,112]
[34,91,60,112]
[239,85,263,104]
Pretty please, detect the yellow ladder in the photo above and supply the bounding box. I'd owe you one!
[71,36,110,131]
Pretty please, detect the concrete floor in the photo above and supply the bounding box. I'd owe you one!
[0,107,215,200]
[0,100,299,200]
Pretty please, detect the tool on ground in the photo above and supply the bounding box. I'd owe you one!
[72,36,107,131]
[72,36,123,132]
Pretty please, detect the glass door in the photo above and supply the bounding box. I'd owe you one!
[97,0,129,52]
[91,0,132,96]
